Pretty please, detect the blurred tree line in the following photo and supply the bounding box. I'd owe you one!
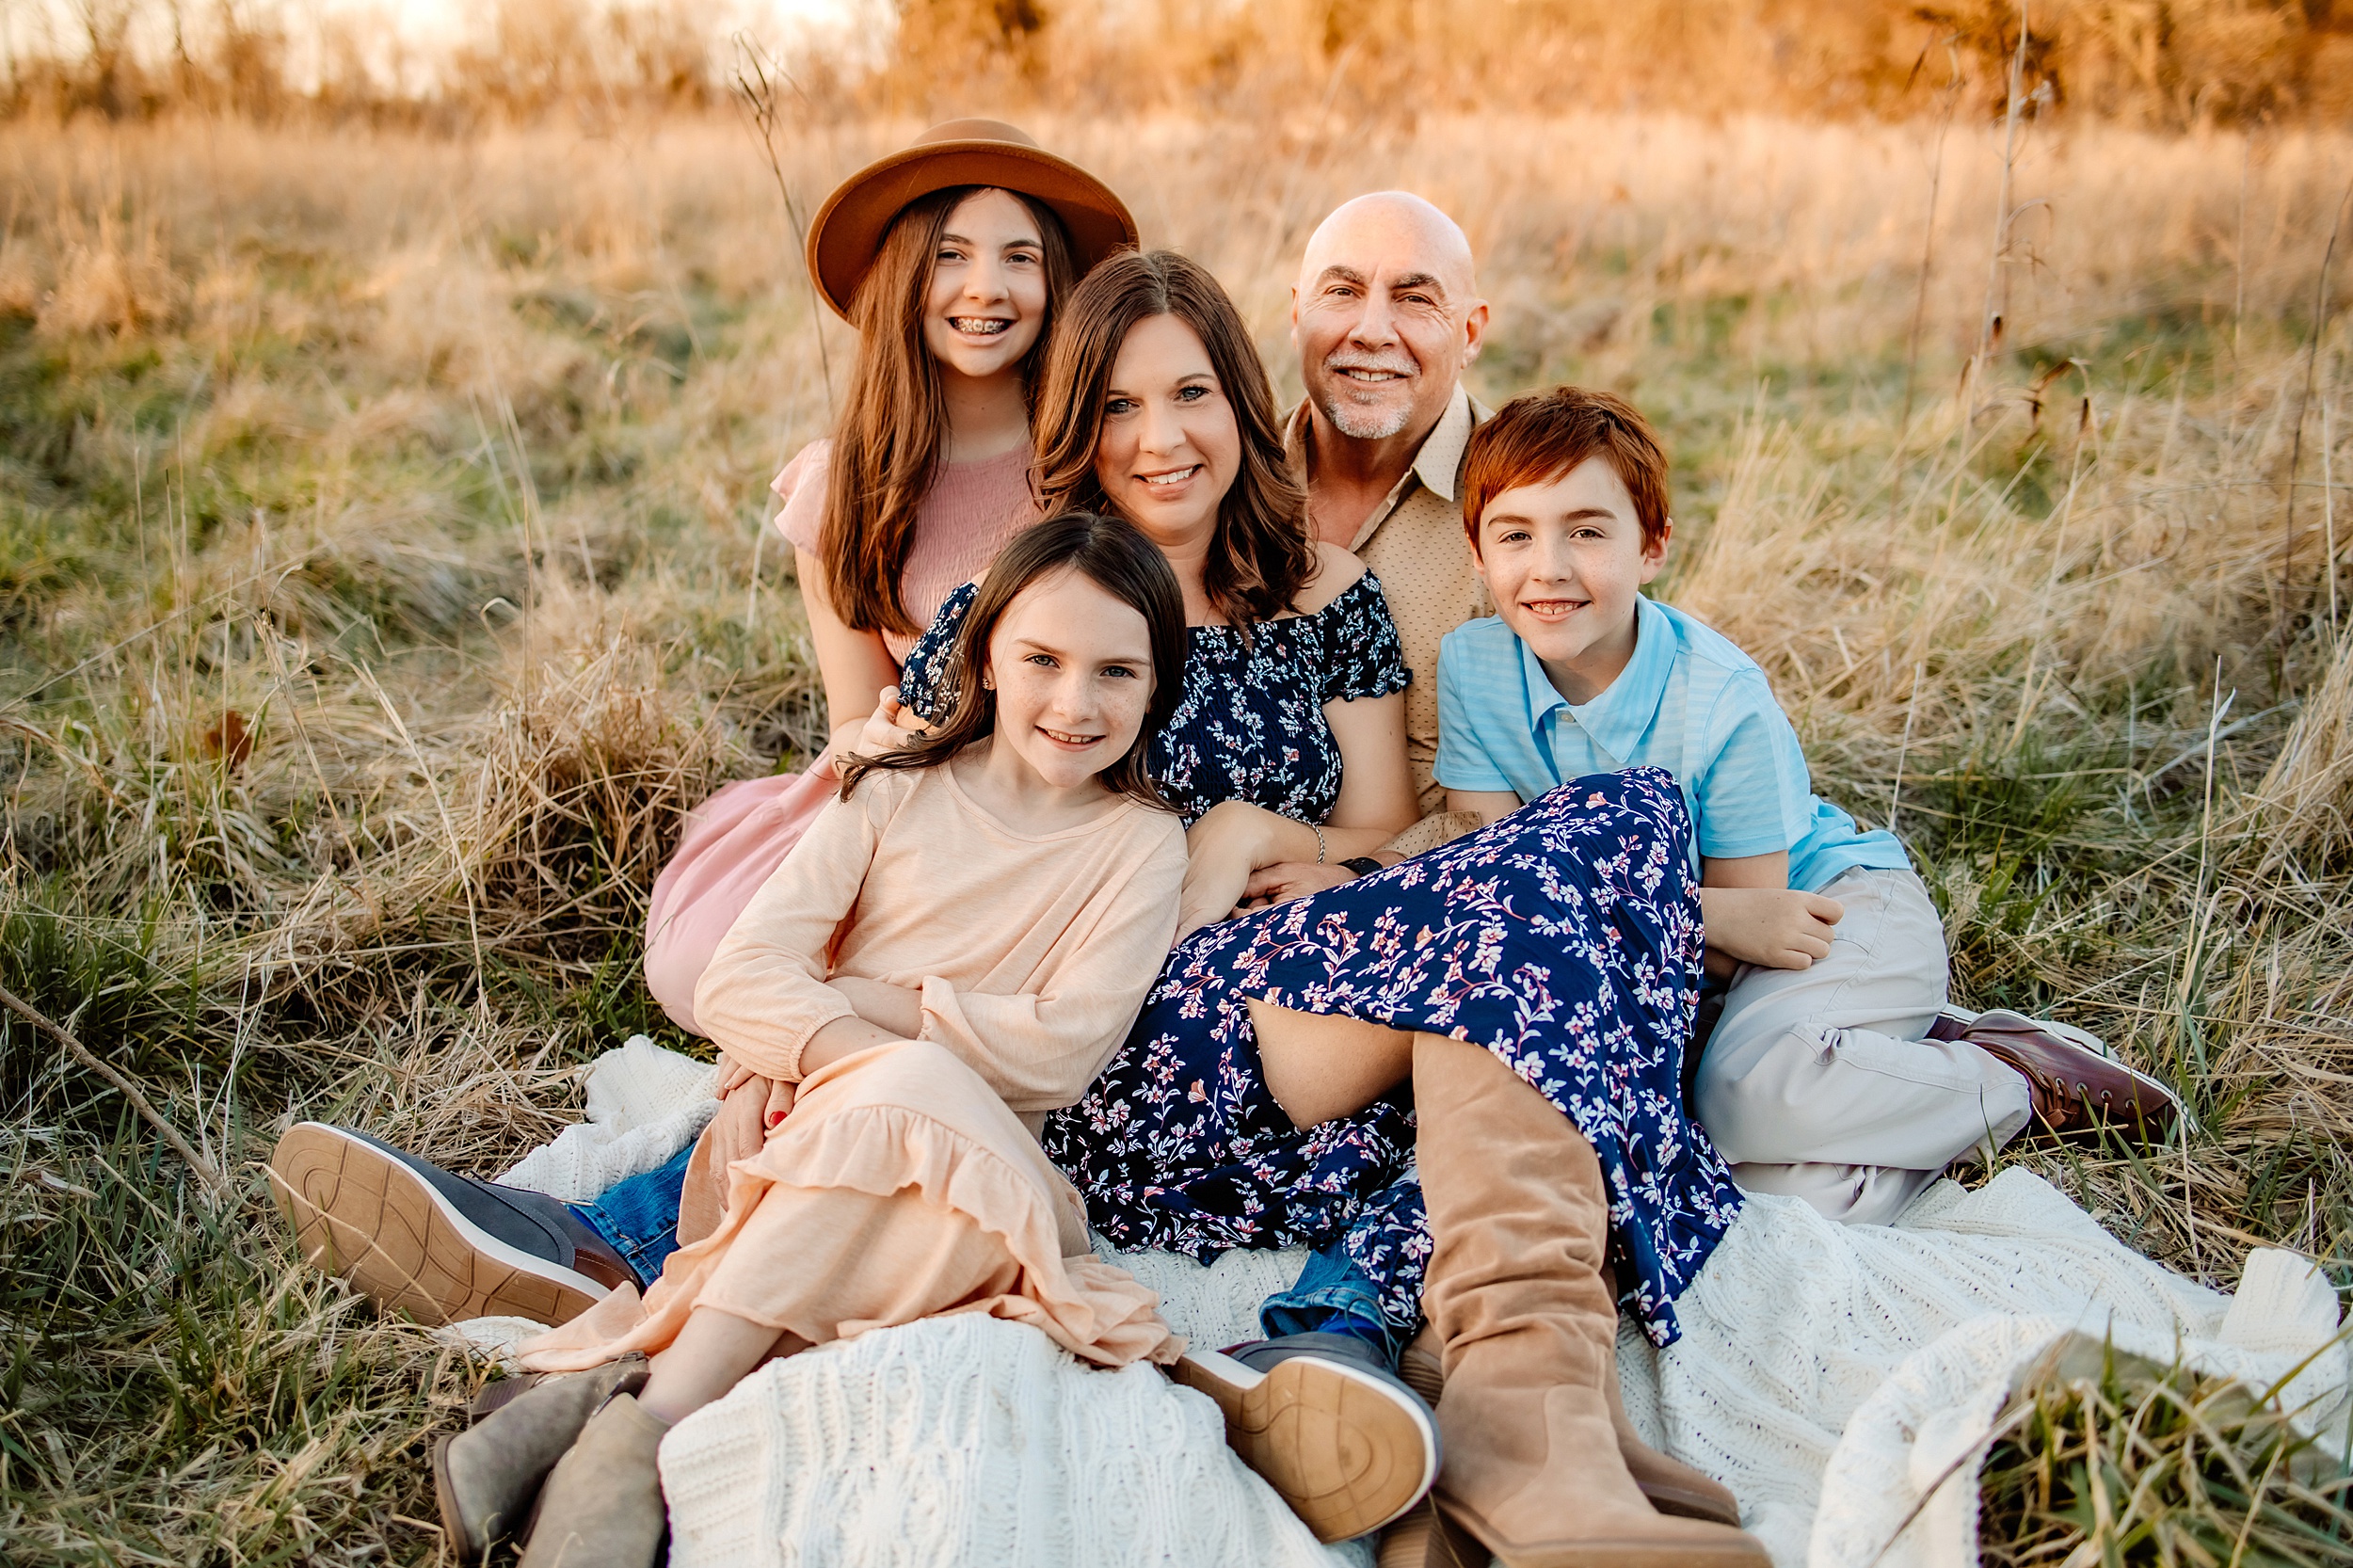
[3,0,2348,125]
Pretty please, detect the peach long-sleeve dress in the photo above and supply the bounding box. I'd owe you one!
[523,762,1189,1373]
[642,440,1038,1035]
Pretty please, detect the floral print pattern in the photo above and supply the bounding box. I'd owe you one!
[1043,769,1745,1347]
[898,572,1410,826]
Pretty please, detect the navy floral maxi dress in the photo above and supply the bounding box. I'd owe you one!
[902,578,1744,1350]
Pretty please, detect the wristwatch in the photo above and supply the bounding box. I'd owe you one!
[1340,856,1385,878]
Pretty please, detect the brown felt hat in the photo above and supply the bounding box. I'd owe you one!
[804,119,1139,322]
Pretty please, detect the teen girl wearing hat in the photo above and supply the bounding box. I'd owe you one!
[644,120,1140,1035]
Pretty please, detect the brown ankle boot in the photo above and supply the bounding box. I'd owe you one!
[1398,1320,1741,1530]
[434,1355,649,1559]
[1412,1032,1769,1568]
[516,1392,670,1568]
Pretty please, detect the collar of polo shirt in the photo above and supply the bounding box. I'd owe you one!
[1519,593,1677,764]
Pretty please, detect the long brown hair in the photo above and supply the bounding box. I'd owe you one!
[1032,249,1314,629]
[820,185,1080,637]
[839,512,1185,810]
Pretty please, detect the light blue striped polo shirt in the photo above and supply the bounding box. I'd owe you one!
[1433,595,1910,892]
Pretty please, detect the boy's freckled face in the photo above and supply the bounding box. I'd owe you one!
[1472,457,1670,704]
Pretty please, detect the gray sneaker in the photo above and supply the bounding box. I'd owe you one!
[270,1122,635,1327]
[1170,1331,1439,1542]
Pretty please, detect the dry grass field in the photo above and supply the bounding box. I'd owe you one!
[2,103,2352,1560]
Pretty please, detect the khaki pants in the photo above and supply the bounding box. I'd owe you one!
[1691,867,2032,1225]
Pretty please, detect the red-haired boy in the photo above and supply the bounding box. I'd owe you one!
[1435,387,2179,1221]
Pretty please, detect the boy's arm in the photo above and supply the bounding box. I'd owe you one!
[1697,851,1844,976]
[1445,789,1524,826]
[1700,851,1789,888]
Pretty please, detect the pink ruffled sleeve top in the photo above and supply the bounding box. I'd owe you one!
[771,440,1040,664]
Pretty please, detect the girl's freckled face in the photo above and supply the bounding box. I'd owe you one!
[983,568,1156,792]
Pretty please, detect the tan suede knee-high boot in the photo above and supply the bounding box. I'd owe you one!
[1396,1318,1742,1529]
[1413,1032,1769,1568]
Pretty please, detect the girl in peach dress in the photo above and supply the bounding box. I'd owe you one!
[441,514,1193,1568]
[645,120,1140,1032]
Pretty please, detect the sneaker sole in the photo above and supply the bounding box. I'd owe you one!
[268,1123,606,1328]
[1172,1348,1438,1543]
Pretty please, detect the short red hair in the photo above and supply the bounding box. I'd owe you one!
[1463,387,1672,551]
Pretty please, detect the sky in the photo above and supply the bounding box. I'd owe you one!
[2,0,870,90]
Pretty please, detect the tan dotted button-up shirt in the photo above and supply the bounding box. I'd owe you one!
[1286,386,1496,816]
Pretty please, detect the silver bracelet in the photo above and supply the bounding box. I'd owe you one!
[1311,823,1327,864]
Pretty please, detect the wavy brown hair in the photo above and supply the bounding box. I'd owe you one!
[1032,249,1313,629]
[820,184,1080,638]
[839,511,1185,810]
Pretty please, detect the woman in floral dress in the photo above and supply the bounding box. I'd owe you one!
[899,249,1768,1561]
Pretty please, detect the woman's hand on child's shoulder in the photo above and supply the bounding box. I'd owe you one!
[839,686,930,760]
[1697,886,1846,971]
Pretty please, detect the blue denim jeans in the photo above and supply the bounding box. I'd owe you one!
[1257,1240,1410,1366]
[566,1143,694,1288]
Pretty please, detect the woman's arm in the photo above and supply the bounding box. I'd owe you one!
[1176,712,1417,938]
[1174,548,1419,934]
[796,546,904,756]
[1697,850,1844,977]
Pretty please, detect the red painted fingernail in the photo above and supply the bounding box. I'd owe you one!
[766,1112,785,1128]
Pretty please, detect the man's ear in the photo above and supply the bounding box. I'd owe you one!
[1460,298,1490,365]
[1288,282,1303,349]
[1638,519,1673,584]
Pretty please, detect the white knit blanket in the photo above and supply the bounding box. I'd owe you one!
[453,1038,2347,1568]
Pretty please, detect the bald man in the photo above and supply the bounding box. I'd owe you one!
[1289,192,1493,815]
[1239,196,1497,919]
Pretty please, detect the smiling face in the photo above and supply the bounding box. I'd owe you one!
[1291,193,1487,445]
[982,566,1157,794]
[1473,456,1672,705]
[920,188,1052,381]
[1089,312,1241,552]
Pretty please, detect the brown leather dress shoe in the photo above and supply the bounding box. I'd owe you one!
[1942,1009,2185,1140]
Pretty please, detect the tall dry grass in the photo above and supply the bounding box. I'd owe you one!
[8,0,2351,127]
[0,104,2349,1560]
